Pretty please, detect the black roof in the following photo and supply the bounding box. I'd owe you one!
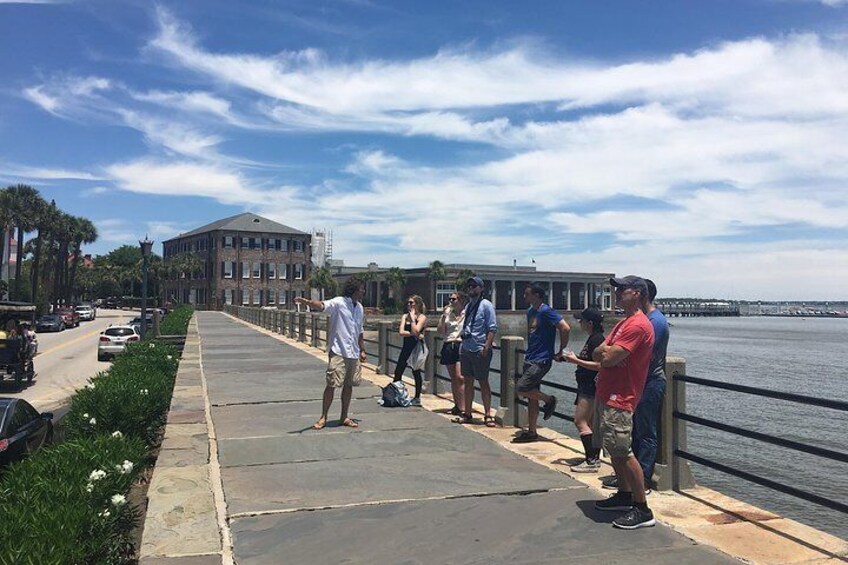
[163,212,308,242]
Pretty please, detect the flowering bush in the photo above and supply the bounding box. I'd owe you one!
[0,434,147,564]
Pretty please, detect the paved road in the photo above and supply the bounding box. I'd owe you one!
[195,312,735,565]
[0,309,134,411]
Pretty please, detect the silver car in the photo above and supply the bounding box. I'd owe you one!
[75,304,96,321]
[97,325,139,361]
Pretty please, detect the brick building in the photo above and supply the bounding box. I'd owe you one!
[161,213,311,310]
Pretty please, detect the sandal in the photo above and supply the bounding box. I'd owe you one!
[511,430,540,443]
[452,413,473,424]
[450,406,463,416]
[484,415,497,428]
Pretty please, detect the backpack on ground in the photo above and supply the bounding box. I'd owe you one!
[379,380,412,407]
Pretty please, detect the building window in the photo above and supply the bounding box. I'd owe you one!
[224,289,233,305]
[268,290,276,305]
[224,236,234,248]
[280,263,288,280]
[241,290,249,305]
[272,238,282,251]
[223,261,234,279]
[279,290,287,305]
[252,262,261,278]
[241,261,250,279]
[293,240,303,252]
[241,237,249,248]
[267,262,276,279]
[253,289,261,306]
[295,263,303,280]
[435,283,457,309]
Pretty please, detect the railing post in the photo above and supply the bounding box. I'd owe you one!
[289,310,296,338]
[661,356,695,491]
[497,336,524,428]
[424,328,437,394]
[376,321,392,375]
[311,314,319,348]
[298,312,307,342]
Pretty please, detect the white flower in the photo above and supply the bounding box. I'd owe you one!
[82,413,89,418]
[111,431,123,439]
[89,418,97,425]
[88,469,107,482]
[140,388,149,395]
[99,509,111,518]
[148,343,155,349]
[86,484,94,493]
[115,460,134,475]
[110,494,126,507]
[167,355,173,360]
[86,383,96,390]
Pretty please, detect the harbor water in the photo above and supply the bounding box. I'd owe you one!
[384,315,847,540]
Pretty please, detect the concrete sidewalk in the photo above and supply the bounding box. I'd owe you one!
[141,311,738,565]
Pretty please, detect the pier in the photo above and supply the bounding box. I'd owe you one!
[139,311,847,564]
[655,300,740,317]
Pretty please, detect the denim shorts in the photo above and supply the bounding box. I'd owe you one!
[439,341,461,366]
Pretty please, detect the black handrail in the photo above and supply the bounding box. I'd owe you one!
[677,450,848,515]
[675,374,848,412]
[676,412,848,463]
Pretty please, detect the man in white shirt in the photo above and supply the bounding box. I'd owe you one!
[295,277,367,430]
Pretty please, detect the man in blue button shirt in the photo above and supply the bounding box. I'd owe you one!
[457,276,498,427]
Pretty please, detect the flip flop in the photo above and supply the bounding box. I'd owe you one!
[341,418,359,428]
[484,415,497,428]
[312,418,327,430]
[452,413,473,424]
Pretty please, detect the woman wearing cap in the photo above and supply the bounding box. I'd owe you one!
[394,295,428,406]
[562,307,605,472]
[438,290,466,415]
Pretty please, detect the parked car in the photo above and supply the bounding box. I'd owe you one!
[75,304,96,321]
[104,298,118,309]
[0,398,53,467]
[56,308,80,328]
[35,314,65,333]
[97,325,140,361]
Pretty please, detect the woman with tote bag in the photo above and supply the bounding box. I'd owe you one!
[394,295,428,406]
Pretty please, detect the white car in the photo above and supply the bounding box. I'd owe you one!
[75,304,96,321]
[97,325,140,361]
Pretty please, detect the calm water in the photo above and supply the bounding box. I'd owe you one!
[383,316,848,540]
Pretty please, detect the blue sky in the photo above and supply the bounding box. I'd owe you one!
[1,0,847,300]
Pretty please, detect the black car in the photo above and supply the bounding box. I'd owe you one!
[35,314,65,333]
[0,398,53,467]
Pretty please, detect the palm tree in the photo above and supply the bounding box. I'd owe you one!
[67,217,97,302]
[0,188,12,295]
[29,198,55,308]
[4,184,42,300]
[307,266,337,300]
[50,212,75,308]
[427,260,446,309]
[454,268,475,290]
[385,267,407,300]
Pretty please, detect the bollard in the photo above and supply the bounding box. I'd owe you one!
[497,336,524,428]
[656,356,695,491]
[376,321,393,375]
[424,328,437,394]
[298,312,307,342]
[152,310,161,337]
[311,314,320,348]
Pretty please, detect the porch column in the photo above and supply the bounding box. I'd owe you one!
[510,280,516,311]
[566,281,571,310]
[491,279,497,309]
[584,282,590,308]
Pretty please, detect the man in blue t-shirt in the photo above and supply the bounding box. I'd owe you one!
[632,278,670,490]
[512,283,571,443]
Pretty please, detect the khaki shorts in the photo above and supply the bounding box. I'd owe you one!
[592,404,633,458]
[326,352,362,388]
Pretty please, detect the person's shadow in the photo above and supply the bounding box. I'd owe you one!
[575,499,618,524]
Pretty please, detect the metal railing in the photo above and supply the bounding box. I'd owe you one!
[671,374,848,514]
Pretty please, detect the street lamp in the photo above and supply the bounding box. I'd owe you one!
[139,236,154,338]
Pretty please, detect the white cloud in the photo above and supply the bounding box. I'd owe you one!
[0,163,104,181]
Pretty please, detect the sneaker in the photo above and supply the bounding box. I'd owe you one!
[511,430,540,443]
[409,397,422,407]
[450,405,462,416]
[612,507,656,530]
[601,475,619,490]
[594,491,634,512]
[570,460,601,473]
[542,395,557,420]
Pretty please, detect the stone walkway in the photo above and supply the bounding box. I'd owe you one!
[142,311,739,564]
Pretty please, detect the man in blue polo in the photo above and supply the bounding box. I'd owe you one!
[512,283,571,443]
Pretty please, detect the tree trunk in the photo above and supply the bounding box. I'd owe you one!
[14,224,24,299]
[30,231,43,306]
[68,243,81,303]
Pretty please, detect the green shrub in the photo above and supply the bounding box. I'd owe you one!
[158,305,193,336]
[0,434,147,564]
[64,341,179,447]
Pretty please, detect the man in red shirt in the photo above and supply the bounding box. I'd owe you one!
[592,275,656,529]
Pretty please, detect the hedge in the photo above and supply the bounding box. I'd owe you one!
[0,331,182,563]
[158,305,193,336]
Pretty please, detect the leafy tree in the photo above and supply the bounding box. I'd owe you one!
[454,268,475,290]
[307,266,337,300]
[4,184,42,300]
[385,267,407,300]
[427,260,446,308]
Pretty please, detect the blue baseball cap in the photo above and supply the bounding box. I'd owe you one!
[466,276,484,288]
[610,275,648,295]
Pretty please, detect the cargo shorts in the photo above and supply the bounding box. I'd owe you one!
[592,402,633,458]
[326,351,362,388]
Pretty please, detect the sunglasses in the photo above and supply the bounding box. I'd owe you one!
[449,297,457,301]
[407,301,415,305]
